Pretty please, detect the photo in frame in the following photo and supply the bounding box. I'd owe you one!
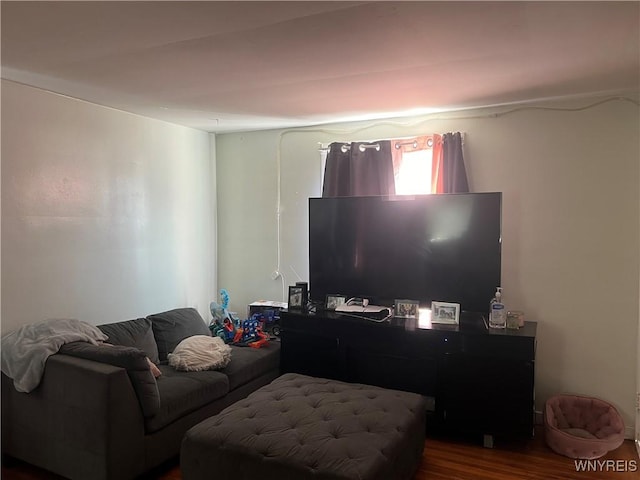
[431,301,460,324]
[325,294,347,311]
[394,299,420,318]
[296,281,309,306]
[288,286,304,310]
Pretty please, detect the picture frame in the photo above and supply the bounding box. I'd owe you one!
[431,301,460,324]
[325,294,347,311]
[288,286,304,310]
[394,299,420,318]
[296,281,309,306]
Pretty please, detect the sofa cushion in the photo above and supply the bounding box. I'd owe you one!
[98,318,160,364]
[220,342,281,391]
[145,367,229,433]
[59,341,160,418]
[147,308,210,362]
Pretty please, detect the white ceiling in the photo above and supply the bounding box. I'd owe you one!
[2,1,639,133]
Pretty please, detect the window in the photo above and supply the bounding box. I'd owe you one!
[391,135,438,195]
[394,148,433,195]
[320,134,442,196]
[320,133,466,197]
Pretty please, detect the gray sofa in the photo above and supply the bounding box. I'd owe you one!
[1,307,281,480]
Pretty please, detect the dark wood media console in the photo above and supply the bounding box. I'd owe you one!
[280,309,537,443]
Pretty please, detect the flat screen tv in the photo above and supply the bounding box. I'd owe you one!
[308,192,502,313]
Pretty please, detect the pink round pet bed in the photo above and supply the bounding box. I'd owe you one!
[544,394,625,459]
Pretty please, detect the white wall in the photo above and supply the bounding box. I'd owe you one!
[637,122,640,453]
[216,96,639,437]
[1,80,214,331]
[215,130,282,311]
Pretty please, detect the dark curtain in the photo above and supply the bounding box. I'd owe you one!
[441,132,469,193]
[322,140,396,197]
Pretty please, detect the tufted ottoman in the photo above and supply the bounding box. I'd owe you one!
[181,373,427,480]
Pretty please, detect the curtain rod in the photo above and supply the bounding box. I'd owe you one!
[395,140,418,148]
[317,142,380,152]
[318,133,464,152]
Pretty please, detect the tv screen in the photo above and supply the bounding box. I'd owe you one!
[308,192,502,313]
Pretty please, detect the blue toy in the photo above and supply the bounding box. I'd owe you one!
[209,289,241,342]
[210,317,237,343]
[249,310,281,337]
[208,289,269,348]
[210,288,231,323]
[235,318,269,348]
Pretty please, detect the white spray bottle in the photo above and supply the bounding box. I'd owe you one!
[489,287,506,328]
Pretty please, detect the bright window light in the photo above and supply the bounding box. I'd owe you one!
[395,149,432,195]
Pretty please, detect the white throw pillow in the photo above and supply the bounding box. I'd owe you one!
[167,335,232,371]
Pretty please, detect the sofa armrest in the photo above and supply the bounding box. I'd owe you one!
[2,353,146,480]
[60,341,161,417]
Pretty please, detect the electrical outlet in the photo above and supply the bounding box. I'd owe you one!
[271,270,281,280]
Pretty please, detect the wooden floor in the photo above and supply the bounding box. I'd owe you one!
[2,428,638,480]
[417,430,638,480]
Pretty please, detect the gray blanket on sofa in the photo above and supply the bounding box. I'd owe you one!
[1,318,108,393]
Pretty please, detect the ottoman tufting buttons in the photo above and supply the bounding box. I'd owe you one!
[181,373,426,480]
